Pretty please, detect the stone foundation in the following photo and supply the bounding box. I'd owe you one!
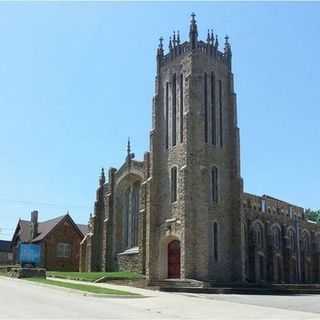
[8,267,46,279]
[117,247,142,273]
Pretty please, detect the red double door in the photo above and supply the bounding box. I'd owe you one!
[168,240,181,279]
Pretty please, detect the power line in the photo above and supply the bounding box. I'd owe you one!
[0,198,91,209]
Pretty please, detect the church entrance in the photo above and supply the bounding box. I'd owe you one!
[168,240,180,278]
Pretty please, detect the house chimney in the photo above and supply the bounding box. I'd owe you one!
[31,210,38,240]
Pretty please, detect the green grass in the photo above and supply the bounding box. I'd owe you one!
[47,271,143,282]
[26,278,138,296]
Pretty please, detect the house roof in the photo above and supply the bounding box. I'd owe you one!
[77,224,89,236]
[0,240,12,252]
[13,214,87,244]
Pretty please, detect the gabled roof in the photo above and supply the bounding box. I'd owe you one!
[12,214,87,244]
[31,215,67,242]
[0,240,12,252]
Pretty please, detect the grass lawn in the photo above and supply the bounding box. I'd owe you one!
[26,278,138,296]
[47,271,143,282]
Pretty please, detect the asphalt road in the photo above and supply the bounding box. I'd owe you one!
[0,277,319,320]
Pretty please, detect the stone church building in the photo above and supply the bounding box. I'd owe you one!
[80,14,320,284]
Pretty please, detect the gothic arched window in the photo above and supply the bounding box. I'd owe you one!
[272,227,281,250]
[211,166,218,203]
[288,229,296,251]
[123,187,130,248]
[171,166,177,203]
[302,232,310,255]
[253,223,264,250]
[131,182,140,247]
[122,181,140,249]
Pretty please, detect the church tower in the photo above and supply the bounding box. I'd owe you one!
[146,14,244,282]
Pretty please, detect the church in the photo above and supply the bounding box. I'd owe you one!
[80,14,320,284]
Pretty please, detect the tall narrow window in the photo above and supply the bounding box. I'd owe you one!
[131,182,140,247]
[165,82,169,149]
[211,72,216,145]
[213,222,218,261]
[171,166,177,202]
[219,80,223,147]
[204,73,208,143]
[180,74,184,143]
[172,74,177,146]
[123,187,130,248]
[211,166,218,203]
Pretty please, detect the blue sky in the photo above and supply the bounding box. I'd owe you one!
[0,2,319,240]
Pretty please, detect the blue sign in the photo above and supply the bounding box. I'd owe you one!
[19,243,41,267]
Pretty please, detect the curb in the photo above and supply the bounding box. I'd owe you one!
[18,278,145,299]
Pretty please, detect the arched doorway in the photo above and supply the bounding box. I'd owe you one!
[168,240,180,279]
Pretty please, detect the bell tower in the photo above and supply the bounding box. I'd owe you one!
[146,14,244,282]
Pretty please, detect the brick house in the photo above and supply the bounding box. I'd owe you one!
[0,240,13,265]
[11,211,87,271]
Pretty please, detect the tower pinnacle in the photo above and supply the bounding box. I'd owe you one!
[99,167,105,186]
[189,12,198,49]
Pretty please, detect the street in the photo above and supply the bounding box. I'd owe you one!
[0,277,319,320]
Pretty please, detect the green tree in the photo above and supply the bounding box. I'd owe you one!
[305,209,320,223]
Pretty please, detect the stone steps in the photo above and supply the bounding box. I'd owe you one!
[151,278,206,288]
[160,286,320,295]
[156,279,320,295]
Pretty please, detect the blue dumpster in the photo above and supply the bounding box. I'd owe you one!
[19,243,41,267]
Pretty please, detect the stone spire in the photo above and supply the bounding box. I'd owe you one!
[210,30,215,45]
[169,36,173,51]
[127,137,131,158]
[189,12,198,49]
[126,137,135,165]
[215,34,219,50]
[157,37,164,56]
[99,167,105,187]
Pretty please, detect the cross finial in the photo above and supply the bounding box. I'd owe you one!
[189,12,198,49]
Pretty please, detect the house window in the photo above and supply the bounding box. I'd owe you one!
[171,166,177,203]
[57,242,71,258]
[211,166,218,203]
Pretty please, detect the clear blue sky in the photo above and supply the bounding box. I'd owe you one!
[0,2,319,240]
